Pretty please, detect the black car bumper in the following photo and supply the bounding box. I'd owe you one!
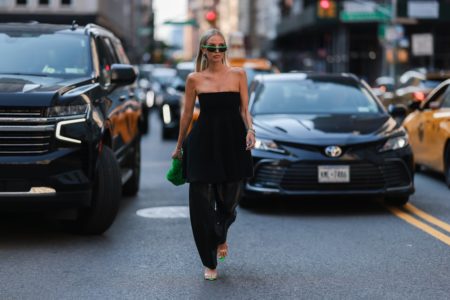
[245,147,415,199]
[0,148,93,209]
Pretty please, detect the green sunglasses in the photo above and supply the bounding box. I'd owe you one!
[202,45,228,53]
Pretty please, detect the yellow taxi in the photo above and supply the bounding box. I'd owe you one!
[403,79,450,187]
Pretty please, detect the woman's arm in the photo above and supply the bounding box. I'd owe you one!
[171,73,197,159]
[238,69,256,150]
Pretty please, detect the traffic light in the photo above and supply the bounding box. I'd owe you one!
[317,0,336,18]
[205,10,217,26]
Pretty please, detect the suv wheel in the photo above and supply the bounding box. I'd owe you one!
[64,147,121,235]
[385,196,409,206]
[123,138,141,196]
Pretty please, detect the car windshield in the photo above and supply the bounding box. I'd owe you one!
[0,32,91,77]
[252,79,382,115]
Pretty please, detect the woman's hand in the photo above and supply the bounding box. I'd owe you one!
[171,146,183,160]
[246,131,256,151]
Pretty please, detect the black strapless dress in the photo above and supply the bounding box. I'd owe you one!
[182,91,254,183]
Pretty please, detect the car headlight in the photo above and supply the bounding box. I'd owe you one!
[379,134,409,152]
[47,104,88,117]
[254,138,286,154]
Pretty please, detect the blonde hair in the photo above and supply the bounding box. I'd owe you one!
[195,28,228,72]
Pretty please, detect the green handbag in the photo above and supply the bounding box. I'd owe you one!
[166,158,186,186]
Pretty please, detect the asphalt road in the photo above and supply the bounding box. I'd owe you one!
[1,112,449,300]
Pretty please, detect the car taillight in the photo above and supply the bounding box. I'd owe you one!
[413,91,426,101]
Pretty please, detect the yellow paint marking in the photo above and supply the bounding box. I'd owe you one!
[404,203,450,234]
[386,206,450,247]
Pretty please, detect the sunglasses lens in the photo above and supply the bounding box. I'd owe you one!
[204,46,227,52]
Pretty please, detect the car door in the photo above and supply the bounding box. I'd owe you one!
[429,90,450,172]
[111,39,141,143]
[95,36,129,161]
[418,84,449,169]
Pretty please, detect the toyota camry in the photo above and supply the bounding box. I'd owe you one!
[243,73,415,205]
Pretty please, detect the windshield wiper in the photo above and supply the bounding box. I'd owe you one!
[0,72,49,77]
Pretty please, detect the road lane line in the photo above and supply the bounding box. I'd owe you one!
[404,203,450,234]
[386,206,450,247]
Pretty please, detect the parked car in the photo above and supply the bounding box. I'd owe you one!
[241,73,414,206]
[403,80,450,187]
[160,76,185,139]
[160,62,195,140]
[0,22,142,234]
[150,67,177,108]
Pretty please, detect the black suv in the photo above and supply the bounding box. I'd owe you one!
[0,23,142,234]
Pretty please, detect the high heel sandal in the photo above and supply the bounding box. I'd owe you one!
[217,243,228,261]
[204,268,217,281]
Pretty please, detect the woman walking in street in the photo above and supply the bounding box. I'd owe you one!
[171,28,255,281]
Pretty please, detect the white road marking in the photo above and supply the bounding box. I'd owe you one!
[136,206,189,218]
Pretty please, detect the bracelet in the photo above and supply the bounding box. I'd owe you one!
[247,128,255,134]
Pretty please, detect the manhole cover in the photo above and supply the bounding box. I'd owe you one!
[136,206,189,218]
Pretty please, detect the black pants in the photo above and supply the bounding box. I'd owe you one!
[189,181,242,269]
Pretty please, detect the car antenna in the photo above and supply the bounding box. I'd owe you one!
[71,20,78,31]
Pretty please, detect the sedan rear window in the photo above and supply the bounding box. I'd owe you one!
[0,32,91,77]
[252,79,382,115]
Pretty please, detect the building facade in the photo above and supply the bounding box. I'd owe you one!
[276,0,450,83]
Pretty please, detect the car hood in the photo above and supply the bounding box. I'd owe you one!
[0,74,94,107]
[253,113,398,146]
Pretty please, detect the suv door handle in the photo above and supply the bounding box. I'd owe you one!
[128,92,135,98]
[119,95,126,102]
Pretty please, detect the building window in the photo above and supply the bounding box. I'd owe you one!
[61,0,71,5]
[39,0,49,5]
[16,0,27,5]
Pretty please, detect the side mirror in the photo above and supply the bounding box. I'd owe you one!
[111,64,137,86]
[388,104,407,118]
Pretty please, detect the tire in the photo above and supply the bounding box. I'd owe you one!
[385,196,409,206]
[445,146,450,188]
[123,138,141,196]
[64,147,122,235]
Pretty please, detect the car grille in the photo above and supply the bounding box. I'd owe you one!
[0,107,53,155]
[0,108,44,118]
[252,161,411,191]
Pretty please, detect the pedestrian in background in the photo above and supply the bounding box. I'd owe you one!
[171,28,255,281]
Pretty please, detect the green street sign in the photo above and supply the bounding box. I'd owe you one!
[340,8,391,22]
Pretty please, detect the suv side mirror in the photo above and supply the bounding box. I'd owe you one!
[111,64,137,86]
[388,104,407,118]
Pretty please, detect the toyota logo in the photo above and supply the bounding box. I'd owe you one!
[325,146,342,157]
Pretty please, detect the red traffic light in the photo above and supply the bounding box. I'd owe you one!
[320,0,330,9]
[205,10,217,22]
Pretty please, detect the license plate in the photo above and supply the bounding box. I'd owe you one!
[318,166,350,183]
